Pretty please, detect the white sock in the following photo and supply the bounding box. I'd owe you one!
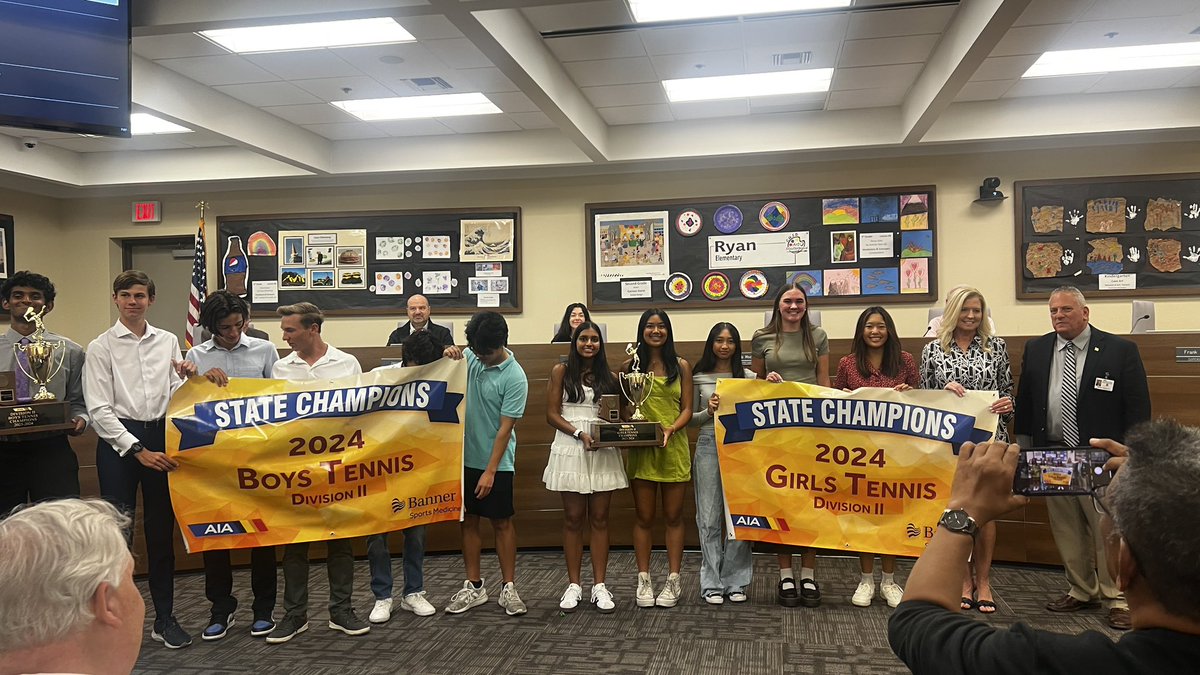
[801,566,815,581]
[780,568,794,582]
[882,572,895,585]
[861,573,874,584]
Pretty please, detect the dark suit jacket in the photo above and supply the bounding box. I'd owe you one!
[1014,326,1150,445]
[385,321,454,349]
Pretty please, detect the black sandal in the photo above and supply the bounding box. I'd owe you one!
[961,596,977,611]
[799,578,821,608]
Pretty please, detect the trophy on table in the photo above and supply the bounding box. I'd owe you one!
[0,306,71,432]
[591,343,664,447]
[15,306,66,401]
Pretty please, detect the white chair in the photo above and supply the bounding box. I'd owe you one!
[553,322,607,341]
[762,310,820,327]
[1131,301,1155,334]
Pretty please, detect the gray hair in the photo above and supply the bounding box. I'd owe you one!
[0,499,132,652]
[1111,419,1200,622]
[1050,285,1086,306]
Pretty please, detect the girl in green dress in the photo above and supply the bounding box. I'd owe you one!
[623,308,693,609]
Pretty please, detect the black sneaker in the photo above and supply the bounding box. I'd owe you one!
[329,609,371,636]
[800,577,822,608]
[202,612,234,641]
[151,616,193,649]
[264,614,308,644]
[777,578,800,608]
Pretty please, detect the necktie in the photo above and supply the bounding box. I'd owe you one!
[15,337,32,403]
[1060,342,1078,446]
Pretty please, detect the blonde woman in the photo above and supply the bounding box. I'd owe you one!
[919,286,1013,615]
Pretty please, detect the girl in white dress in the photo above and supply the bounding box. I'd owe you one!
[544,322,628,613]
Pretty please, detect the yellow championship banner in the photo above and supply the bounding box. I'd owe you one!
[166,358,466,552]
[715,380,998,557]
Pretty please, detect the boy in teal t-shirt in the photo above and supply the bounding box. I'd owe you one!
[444,311,529,617]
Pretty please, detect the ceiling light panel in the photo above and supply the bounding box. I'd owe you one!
[331,93,501,120]
[628,0,851,23]
[663,68,834,102]
[1024,41,1200,78]
[130,113,193,135]
[199,18,415,54]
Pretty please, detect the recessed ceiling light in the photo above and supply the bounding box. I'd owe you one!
[663,68,833,102]
[198,17,415,54]
[628,0,851,23]
[331,93,501,120]
[1024,41,1200,78]
[130,113,192,135]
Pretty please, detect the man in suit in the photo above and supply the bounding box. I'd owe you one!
[385,294,453,348]
[1014,285,1150,630]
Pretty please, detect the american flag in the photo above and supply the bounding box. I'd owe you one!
[184,215,207,348]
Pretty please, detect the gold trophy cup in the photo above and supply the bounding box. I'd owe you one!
[591,343,664,447]
[15,306,65,401]
[619,342,655,421]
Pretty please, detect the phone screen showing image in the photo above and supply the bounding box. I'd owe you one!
[1013,448,1114,496]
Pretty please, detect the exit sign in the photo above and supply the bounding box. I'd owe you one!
[132,201,161,223]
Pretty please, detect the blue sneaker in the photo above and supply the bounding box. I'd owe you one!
[250,618,276,637]
[202,613,234,641]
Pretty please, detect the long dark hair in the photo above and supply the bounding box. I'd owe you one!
[552,302,591,343]
[852,306,903,379]
[627,308,680,384]
[693,322,746,377]
[564,321,619,403]
[754,282,817,363]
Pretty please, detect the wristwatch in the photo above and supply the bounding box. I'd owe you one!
[572,429,583,439]
[938,508,979,538]
[127,442,146,456]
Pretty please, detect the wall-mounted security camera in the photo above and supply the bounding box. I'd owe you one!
[19,138,38,150]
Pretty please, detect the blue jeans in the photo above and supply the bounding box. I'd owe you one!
[692,428,752,595]
[366,526,427,599]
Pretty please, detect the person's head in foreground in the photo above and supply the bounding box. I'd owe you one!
[889,418,1200,674]
[402,329,442,367]
[0,499,142,675]
[466,311,508,366]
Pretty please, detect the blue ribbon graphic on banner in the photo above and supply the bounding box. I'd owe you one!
[173,381,461,450]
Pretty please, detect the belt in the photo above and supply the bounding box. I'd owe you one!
[119,418,164,428]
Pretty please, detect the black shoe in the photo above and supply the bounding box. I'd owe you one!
[265,614,308,644]
[329,609,371,636]
[202,612,235,641]
[777,578,800,608]
[151,616,193,649]
[799,577,821,608]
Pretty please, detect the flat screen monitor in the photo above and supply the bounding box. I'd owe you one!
[0,0,131,138]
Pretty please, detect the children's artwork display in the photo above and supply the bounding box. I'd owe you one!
[218,208,521,315]
[1015,173,1200,298]
[585,187,938,309]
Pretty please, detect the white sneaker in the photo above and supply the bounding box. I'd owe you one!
[498,582,528,616]
[590,583,615,613]
[636,572,655,608]
[559,583,583,612]
[852,580,875,607]
[400,592,436,617]
[445,580,488,614]
[704,592,724,605]
[880,581,905,608]
[727,590,748,603]
[655,573,681,608]
[368,598,392,623]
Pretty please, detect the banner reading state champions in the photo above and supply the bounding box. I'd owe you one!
[166,358,466,553]
[715,380,998,557]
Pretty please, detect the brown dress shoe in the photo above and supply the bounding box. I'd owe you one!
[1108,608,1132,630]
[1045,594,1099,612]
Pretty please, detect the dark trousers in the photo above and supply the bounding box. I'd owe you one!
[282,538,355,618]
[203,546,278,620]
[0,434,80,514]
[96,419,175,621]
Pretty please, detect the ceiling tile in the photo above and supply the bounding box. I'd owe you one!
[581,82,667,107]
[508,111,557,129]
[1082,0,1199,20]
[546,32,647,62]
[953,79,1015,102]
[1013,0,1095,27]
[156,55,280,86]
[521,1,633,33]
[371,119,455,137]
[638,23,742,56]
[649,50,745,80]
[1002,74,1105,98]
[748,91,828,108]
[750,99,826,114]
[397,14,464,40]
[437,116,522,133]
[597,104,673,125]
[837,34,939,68]
[135,34,227,60]
[669,99,749,120]
[244,50,363,80]
[457,67,520,93]
[423,38,493,70]
[1053,17,1200,50]
[302,122,387,140]
[742,13,850,45]
[831,63,923,90]
[214,82,322,107]
[487,91,541,113]
[1174,71,1200,88]
[969,55,1040,81]
[1087,69,1191,93]
[845,4,956,39]
[563,57,658,87]
[263,103,357,125]
[292,76,397,102]
[990,24,1070,58]
[745,42,840,71]
[826,86,908,110]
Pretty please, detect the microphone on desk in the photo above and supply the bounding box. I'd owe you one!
[1131,314,1151,333]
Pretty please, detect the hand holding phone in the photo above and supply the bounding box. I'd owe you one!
[1013,447,1115,496]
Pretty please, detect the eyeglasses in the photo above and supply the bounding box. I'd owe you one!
[1091,483,1112,516]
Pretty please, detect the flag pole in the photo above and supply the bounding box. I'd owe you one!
[185,201,210,349]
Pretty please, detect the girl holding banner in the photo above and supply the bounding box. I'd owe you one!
[751,283,830,608]
[624,309,693,609]
[919,286,1014,615]
[690,322,756,605]
[544,321,627,613]
[833,306,919,609]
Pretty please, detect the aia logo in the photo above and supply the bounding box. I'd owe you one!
[391,498,404,513]
[905,523,921,538]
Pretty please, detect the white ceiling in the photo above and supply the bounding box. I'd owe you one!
[1,0,1199,194]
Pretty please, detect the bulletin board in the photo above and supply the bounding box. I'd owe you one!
[0,214,13,280]
[585,187,938,309]
[217,209,520,316]
[1015,173,1200,299]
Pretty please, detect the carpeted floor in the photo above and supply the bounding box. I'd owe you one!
[132,551,1123,674]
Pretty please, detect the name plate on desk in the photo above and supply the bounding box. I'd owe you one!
[0,401,71,434]
[1177,347,1200,363]
[592,421,663,448]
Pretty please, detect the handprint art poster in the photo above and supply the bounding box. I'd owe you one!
[1144,198,1182,231]
[1086,198,1126,233]
[1148,239,1182,273]
[1086,238,1123,275]
[1031,205,1064,234]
